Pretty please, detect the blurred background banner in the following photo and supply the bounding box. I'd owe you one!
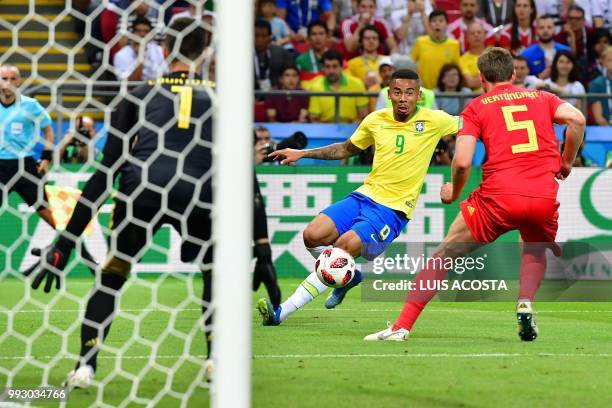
[2,166,611,277]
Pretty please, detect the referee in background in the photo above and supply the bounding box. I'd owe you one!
[0,64,96,266]
[0,63,55,226]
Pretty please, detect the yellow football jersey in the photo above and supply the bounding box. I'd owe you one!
[411,35,460,89]
[350,107,459,218]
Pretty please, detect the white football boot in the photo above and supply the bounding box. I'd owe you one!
[364,322,410,341]
[63,365,94,389]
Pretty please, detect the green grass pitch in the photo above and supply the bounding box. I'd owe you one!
[1,277,612,407]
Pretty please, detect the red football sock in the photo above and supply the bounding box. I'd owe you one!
[393,256,450,331]
[518,247,547,302]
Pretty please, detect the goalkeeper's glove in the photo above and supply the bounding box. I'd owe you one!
[23,244,70,293]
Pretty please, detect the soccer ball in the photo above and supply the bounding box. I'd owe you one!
[315,247,356,288]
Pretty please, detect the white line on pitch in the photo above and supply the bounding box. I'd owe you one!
[0,355,208,361]
[1,353,612,361]
[4,308,612,314]
[253,353,612,358]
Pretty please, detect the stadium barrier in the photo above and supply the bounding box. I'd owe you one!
[24,83,610,128]
[22,85,612,166]
[257,123,612,167]
[2,166,610,278]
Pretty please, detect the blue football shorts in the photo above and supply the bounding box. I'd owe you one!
[321,192,409,260]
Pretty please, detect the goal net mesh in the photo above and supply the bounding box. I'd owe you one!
[0,1,217,405]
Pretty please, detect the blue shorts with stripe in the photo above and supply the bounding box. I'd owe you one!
[321,192,409,260]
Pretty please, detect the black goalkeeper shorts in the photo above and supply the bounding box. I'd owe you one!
[0,157,48,210]
[109,199,212,265]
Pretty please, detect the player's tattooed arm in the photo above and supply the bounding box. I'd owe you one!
[269,139,362,165]
[303,139,362,160]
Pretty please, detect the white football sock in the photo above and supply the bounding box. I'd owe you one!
[306,245,329,259]
[279,272,329,322]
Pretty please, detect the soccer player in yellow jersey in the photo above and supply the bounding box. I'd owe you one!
[258,69,459,326]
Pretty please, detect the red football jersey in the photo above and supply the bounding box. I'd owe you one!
[458,84,565,198]
[447,17,495,53]
[498,24,537,54]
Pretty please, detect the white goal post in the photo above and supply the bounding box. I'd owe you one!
[0,0,253,406]
[212,0,253,407]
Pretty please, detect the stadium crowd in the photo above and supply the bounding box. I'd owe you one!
[42,0,612,167]
[75,0,611,127]
[247,0,611,127]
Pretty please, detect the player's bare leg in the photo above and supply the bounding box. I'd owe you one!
[259,214,358,325]
[365,212,480,341]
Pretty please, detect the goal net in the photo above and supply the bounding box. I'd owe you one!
[0,1,251,406]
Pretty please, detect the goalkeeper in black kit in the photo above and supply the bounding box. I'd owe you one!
[22,18,214,388]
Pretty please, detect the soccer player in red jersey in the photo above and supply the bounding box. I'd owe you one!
[365,47,586,342]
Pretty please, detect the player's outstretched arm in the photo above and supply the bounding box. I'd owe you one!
[442,136,477,204]
[553,102,586,180]
[268,138,362,165]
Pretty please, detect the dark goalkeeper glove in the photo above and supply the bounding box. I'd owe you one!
[22,244,70,293]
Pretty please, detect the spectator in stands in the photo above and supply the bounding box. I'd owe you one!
[255,125,272,147]
[498,0,537,55]
[513,55,543,89]
[254,19,294,91]
[347,26,384,88]
[295,22,329,83]
[334,0,356,22]
[265,66,309,122]
[536,0,594,28]
[376,0,409,21]
[308,49,369,123]
[391,0,433,55]
[375,55,438,110]
[168,1,216,27]
[101,0,164,61]
[447,0,493,53]
[592,0,611,28]
[276,0,336,41]
[459,22,488,90]
[113,16,168,81]
[430,137,453,166]
[534,0,563,28]
[367,56,394,111]
[259,0,294,53]
[589,46,612,125]
[99,0,128,60]
[59,116,98,164]
[540,51,586,111]
[412,10,460,89]
[434,63,472,116]
[341,0,398,57]
[478,0,514,27]
[582,28,611,84]
[520,15,571,79]
[554,5,590,59]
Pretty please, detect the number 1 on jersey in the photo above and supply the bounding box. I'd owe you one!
[171,85,193,129]
[502,105,539,154]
